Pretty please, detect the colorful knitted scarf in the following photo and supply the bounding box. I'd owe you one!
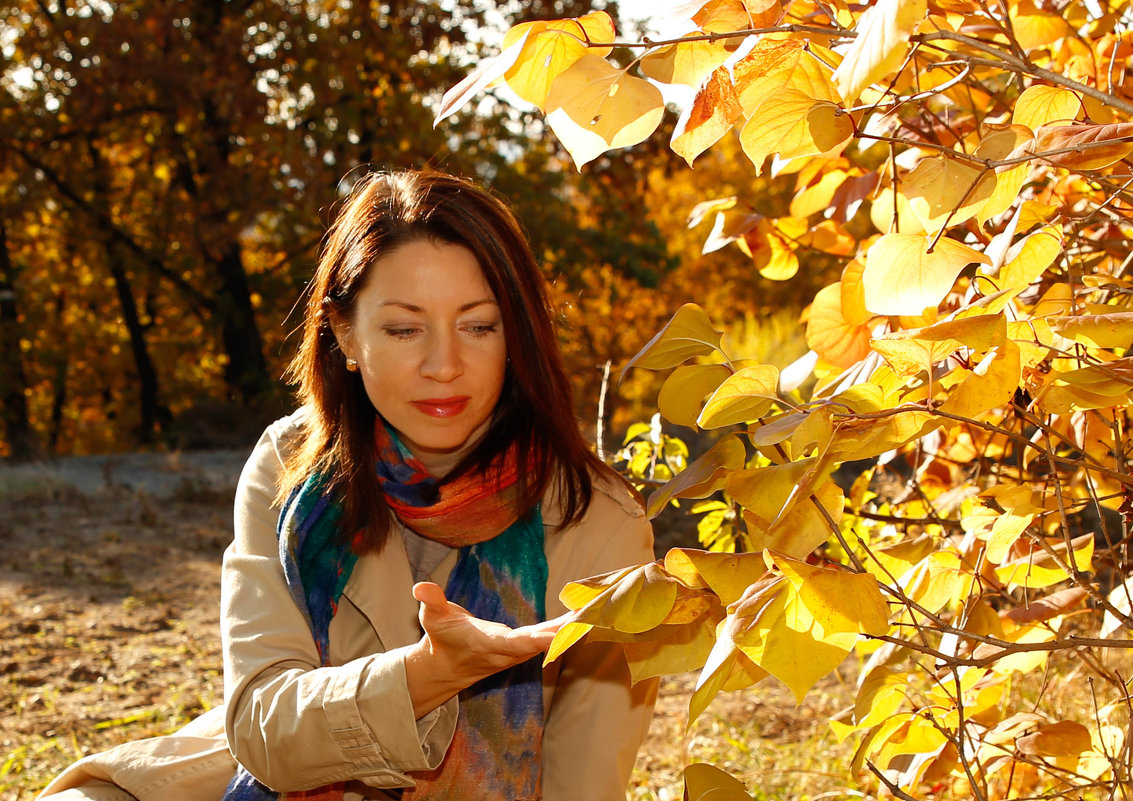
[223,421,547,801]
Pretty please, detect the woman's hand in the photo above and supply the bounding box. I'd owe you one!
[404,581,567,719]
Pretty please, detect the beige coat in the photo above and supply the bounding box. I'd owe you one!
[38,412,657,801]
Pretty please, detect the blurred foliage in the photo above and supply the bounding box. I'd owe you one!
[2,0,785,457]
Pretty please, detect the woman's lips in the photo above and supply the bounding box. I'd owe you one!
[411,397,470,418]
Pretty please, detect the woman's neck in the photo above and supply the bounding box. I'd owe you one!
[406,416,493,477]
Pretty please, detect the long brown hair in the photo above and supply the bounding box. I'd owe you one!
[283,169,612,549]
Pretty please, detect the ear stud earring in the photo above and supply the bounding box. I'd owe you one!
[346,358,359,372]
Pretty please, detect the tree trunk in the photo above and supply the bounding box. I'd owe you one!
[214,241,270,403]
[0,221,38,459]
[105,249,171,443]
[90,143,171,444]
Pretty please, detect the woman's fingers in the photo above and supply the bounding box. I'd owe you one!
[413,581,564,658]
[412,581,451,611]
[404,588,570,717]
[512,612,570,643]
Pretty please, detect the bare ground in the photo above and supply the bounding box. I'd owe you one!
[0,454,853,801]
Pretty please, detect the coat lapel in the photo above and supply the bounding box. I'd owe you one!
[340,530,459,651]
[341,533,421,650]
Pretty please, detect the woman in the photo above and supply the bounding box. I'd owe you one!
[38,170,657,801]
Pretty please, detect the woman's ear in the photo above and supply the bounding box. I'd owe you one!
[328,312,354,362]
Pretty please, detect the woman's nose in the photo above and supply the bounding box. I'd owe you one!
[420,333,463,382]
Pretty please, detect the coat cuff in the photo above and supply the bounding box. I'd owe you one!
[327,646,457,787]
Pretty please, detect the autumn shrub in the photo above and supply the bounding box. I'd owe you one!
[441,1,1133,799]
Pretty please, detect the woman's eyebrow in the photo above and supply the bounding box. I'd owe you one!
[378,299,499,313]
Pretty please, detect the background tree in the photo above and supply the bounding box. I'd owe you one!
[0,0,676,455]
[441,2,1133,799]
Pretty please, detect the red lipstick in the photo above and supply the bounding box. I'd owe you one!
[411,397,470,418]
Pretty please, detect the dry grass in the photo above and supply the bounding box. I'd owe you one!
[4,472,1130,801]
[630,671,861,801]
[0,479,862,801]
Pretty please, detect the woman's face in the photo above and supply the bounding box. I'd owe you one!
[336,239,508,475]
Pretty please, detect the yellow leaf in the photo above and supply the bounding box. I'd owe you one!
[938,340,1022,419]
[693,0,761,33]
[1038,357,1133,413]
[435,29,534,125]
[976,125,1037,223]
[998,224,1063,289]
[862,233,992,316]
[702,206,762,254]
[740,89,853,175]
[771,551,892,637]
[898,156,995,234]
[832,0,928,102]
[862,535,936,585]
[570,562,681,633]
[747,481,844,560]
[1016,721,1093,757]
[788,406,836,459]
[790,169,850,219]
[795,219,857,257]
[749,409,833,458]
[640,36,731,88]
[1017,199,1058,230]
[828,410,938,461]
[559,564,640,612]
[691,629,769,723]
[697,364,780,428]
[658,364,732,428]
[1029,120,1133,171]
[1031,281,1073,318]
[1013,85,1082,130]
[1003,587,1089,626]
[545,55,665,170]
[841,258,871,326]
[964,483,1038,564]
[928,668,1005,720]
[852,667,910,730]
[646,435,747,518]
[870,313,1006,376]
[726,553,889,702]
[622,303,724,375]
[683,763,755,801]
[1008,0,1072,51]
[828,382,887,414]
[726,458,826,523]
[733,38,841,114]
[902,551,977,615]
[671,67,744,167]
[621,612,724,683]
[994,534,1094,591]
[870,184,927,235]
[748,411,812,450]
[544,620,594,665]
[806,282,877,369]
[664,549,772,606]
[978,620,1058,674]
[502,12,616,110]
[687,195,738,229]
[732,39,806,111]
[1048,312,1133,349]
[746,220,802,281]
[872,712,951,773]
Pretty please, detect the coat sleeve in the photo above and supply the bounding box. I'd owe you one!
[221,418,456,792]
[542,483,659,801]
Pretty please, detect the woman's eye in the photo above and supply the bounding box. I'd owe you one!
[383,327,420,340]
[464,323,499,337]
